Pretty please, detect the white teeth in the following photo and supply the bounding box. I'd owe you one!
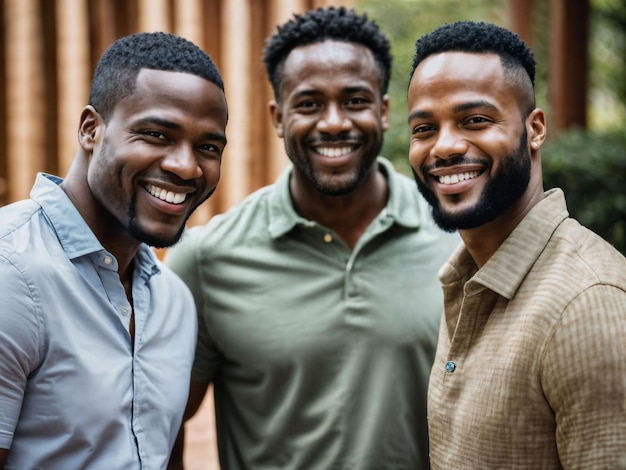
[316,146,353,158]
[146,184,187,204]
[439,171,480,185]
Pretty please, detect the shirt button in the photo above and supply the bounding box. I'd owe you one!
[323,233,333,243]
[445,361,456,373]
[104,256,113,265]
[121,307,129,316]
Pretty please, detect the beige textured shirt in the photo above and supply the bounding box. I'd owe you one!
[428,188,626,469]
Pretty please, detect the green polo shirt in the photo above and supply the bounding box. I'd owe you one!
[167,157,459,469]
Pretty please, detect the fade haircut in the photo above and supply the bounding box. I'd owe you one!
[410,21,537,114]
[263,6,392,101]
[89,32,224,122]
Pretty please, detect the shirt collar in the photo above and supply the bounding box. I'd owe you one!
[442,188,569,299]
[267,157,420,239]
[31,173,160,278]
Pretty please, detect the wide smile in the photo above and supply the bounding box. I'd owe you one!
[313,145,357,158]
[145,183,188,205]
[437,170,481,185]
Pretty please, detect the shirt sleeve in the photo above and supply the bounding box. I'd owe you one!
[165,231,220,383]
[542,283,626,468]
[0,255,41,449]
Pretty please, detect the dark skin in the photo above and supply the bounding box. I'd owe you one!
[1,69,227,469]
[61,129,140,341]
[408,52,546,267]
[271,40,390,250]
[167,40,390,468]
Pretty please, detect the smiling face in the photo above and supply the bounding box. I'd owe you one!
[270,40,389,196]
[408,52,545,232]
[83,69,228,248]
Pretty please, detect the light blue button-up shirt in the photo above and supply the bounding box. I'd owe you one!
[0,174,197,469]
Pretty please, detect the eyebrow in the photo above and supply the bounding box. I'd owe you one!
[293,85,375,99]
[135,116,227,145]
[408,100,499,124]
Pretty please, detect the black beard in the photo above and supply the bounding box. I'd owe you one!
[127,187,215,248]
[288,132,382,196]
[413,129,531,232]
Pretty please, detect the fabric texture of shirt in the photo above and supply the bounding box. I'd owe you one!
[166,157,460,469]
[428,188,626,469]
[0,173,197,469]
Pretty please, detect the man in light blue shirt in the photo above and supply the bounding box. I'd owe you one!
[0,32,228,469]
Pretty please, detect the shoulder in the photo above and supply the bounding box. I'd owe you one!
[176,184,277,250]
[0,199,41,241]
[548,218,626,289]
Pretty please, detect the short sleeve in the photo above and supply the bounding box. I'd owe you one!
[0,255,41,449]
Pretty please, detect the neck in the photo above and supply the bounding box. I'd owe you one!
[290,164,388,251]
[461,183,545,268]
[61,153,141,280]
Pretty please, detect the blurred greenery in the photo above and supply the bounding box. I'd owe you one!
[356,0,625,170]
[542,128,626,255]
[356,0,626,250]
[356,0,528,174]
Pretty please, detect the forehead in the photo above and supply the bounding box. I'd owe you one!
[112,69,227,125]
[279,40,381,98]
[408,52,509,106]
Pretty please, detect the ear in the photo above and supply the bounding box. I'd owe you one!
[78,105,103,152]
[381,94,390,132]
[526,108,547,152]
[269,100,284,138]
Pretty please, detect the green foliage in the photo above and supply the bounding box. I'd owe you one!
[542,128,626,254]
[590,0,626,129]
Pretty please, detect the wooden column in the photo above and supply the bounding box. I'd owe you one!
[219,0,253,208]
[4,0,45,201]
[549,0,589,132]
[508,0,534,47]
[138,0,171,32]
[55,0,90,176]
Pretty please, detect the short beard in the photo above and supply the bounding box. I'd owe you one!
[414,129,531,232]
[127,187,215,249]
[287,133,382,196]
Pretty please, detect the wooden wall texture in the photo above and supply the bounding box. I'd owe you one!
[0,0,353,226]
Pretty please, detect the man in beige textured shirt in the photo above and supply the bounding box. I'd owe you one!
[407,21,626,469]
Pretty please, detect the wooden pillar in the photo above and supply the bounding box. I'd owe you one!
[138,0,171,32]
[55,0,91,176]
[4,0,45,201]
[219,0,253,207]
[0,0,6,206]
[508,0,534,47]
[549,0,589,132]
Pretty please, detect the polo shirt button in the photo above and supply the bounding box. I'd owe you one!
[323,234,333,243]
[104,256,113,265]
[445,361,456,373]
[121,307,128,316]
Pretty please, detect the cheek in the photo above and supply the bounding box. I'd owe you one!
[200,159,222,188]
[408,142,427,171]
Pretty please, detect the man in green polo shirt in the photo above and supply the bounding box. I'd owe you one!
[166,7,458,469]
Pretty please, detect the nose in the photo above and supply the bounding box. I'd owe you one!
[317,103,352,134]
[431,125,468,160]
[160,143,202,180]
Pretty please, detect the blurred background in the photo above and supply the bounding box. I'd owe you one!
[1,0,625,468]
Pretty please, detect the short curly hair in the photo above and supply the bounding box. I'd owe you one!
[89,32,224,122]
[410,21,537,114]
[263,6,392,100]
